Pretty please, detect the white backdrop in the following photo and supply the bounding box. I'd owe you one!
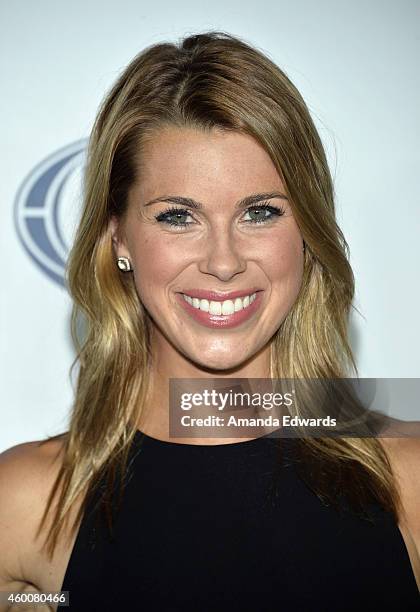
[1,0,419,452]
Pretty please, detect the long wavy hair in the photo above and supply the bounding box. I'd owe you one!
[38,30,400,559]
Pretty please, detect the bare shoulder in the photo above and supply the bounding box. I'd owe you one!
[379,429,420,528]
[0,435,67,513]
[378,423,420,590]
[0,434,66,475]
[0,435,68,597]
[378,417,420,519]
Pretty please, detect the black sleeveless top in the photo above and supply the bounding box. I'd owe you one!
[59,430,419,611]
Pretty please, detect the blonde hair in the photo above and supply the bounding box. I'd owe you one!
[38,30,400,558]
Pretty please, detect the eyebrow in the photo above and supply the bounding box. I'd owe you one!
[143,191,289,210]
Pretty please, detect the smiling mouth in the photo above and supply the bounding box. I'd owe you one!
[175,290,264,329]
[180,292,258,315]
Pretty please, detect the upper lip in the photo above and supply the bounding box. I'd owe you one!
[179,288,262,301]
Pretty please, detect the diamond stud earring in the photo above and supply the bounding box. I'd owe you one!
[116,256,133,272]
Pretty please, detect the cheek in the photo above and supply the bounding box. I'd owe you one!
[263,239,304,297]
[130,236,181,300]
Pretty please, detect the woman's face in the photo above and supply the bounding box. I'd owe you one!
[110,126,304,372]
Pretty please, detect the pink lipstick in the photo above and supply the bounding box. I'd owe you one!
[175,290,264,329]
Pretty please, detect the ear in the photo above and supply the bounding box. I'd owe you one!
[108,215,130,259]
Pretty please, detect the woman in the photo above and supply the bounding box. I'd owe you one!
[0,31,419,611]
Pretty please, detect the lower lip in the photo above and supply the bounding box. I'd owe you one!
[175,292,264,329]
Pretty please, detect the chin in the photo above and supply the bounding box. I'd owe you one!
[188,351,245,374]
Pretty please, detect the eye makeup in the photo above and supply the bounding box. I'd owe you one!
[154,201,286,229]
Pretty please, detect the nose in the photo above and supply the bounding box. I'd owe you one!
[198,226,247,281]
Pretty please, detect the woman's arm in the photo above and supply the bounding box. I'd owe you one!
[0,439,68,611]
[0,442,44,607]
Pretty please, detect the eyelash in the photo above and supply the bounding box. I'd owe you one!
[154,202,286,229]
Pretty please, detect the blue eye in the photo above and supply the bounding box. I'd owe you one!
[242,203,285,224]
[154,202,285,229]
[155,207,194,228]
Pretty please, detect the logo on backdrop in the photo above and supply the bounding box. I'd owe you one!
[13,140,87,288]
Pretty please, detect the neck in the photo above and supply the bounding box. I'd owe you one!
[137,336,273,445]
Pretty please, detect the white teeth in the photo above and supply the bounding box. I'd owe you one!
[182,292,257,314]
[234,297,243,312]
[221,300,234,315]
[209,301,222,315]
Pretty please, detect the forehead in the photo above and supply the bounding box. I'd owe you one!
[133,126,284,201]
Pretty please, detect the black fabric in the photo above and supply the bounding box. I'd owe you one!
[59,430,419,611]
